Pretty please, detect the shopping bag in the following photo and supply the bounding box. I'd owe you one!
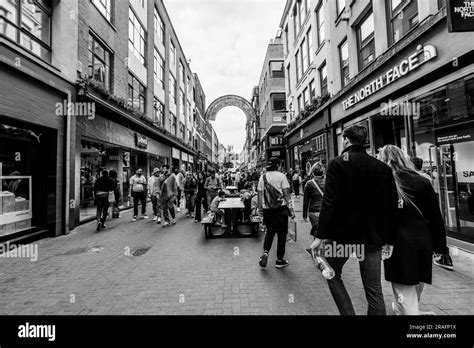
[287,218,297,242]
[112,206,120,219]
[108,191,115,204]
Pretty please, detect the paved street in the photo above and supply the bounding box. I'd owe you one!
[0,197,473,315]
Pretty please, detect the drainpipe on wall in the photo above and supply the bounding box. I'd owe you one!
[64,90,72,235]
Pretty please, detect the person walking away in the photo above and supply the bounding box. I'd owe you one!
[205,170,222,209]
[195,172,207,222]
[210,190,227,227]
[257,157,295,268]
[411,157,453,271]
[129,168,148,221]
[286,168,294,194]
[175,168,185,212]
[184,171,197,218]
[109,170,121,218]
[251,170,260,192]
[160,165,178,226]
[93,169,116,231]
[378,146,448,315]
[303,163,325,237]
[148,168,163,224]
[310,125,398,315]
[292,170,302,197]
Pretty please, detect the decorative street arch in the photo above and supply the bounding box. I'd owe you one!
[205,95,256,122]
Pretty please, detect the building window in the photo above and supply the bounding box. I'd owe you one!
[270,61,284,78]
[153,48,165,89]
[170,39,176,66]
[179,60,185,86]
[301,38,308,74]
[298,0,307,28]
[171,113,177,135]
[316,3,325,47]
[303,87,310,106]
[293,5,299,42]
[287,64,292,93]
[297,95,303,114]
[389,0,418,44]
[1,0,52,61]
[154,6,165,46]
[336,0,345,17]
[179,88,185,108]
[272,93,286,110]
[295,50,301,82]
[127,72,146,113]
[88,35,111,90]
[307,27,313,64]
[92,0,111,21]
[154,98,165,127]
[339,38,350,88]
[319,62,327,96]
[179,122,185,139]
[284,25,289,55]
[357,10,375,70]
[309,79,316,101]
[129,8,146,65]
[169,74,176,105]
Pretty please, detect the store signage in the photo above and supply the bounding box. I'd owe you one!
[135,133,148,149]
[436,128,473,144]
[342,45,437,110]
[172,148,180,159]
[447,0,474,32]
[271,150,282,157]
[108,155,120,161]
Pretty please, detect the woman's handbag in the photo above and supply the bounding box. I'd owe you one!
[108,191,115,204]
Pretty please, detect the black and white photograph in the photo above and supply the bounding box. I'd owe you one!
[0,0,473,345]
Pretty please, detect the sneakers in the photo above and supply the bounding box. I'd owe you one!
[153,216,158,221]
[96,222,101,232]
[142,215,148,219]
[434,254,454,271]
[275,259,289,268]
[157,217,161,224]
[177,208,181,212]
[132,216,137,222]
[101,223,107,229]
[259,253,268,268]
[163,221,170,227]
[171,218,177,225]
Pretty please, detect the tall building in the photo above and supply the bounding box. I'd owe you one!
[280,0,474,251]
[0,0,207,242]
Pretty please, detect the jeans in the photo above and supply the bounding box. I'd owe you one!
[162,196,176,223]
[96,194,109,224]
[195,194,204,221]
[185,194,195,214]
[262,206,289,260]
[132,191,146,216]
[151,195,162,217]
[177,188,182,207]
[325,245,386,315]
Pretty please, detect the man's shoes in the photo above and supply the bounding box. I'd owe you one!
[259,252,268,268]
[132,216,137,222]
[153,216,158,221]
[101,223,107,229]
[142,215,148,219]
[275,259,289,268]
[163,221,170,227]
[96,222,101,232]
[434,254,454,271]
[157,217,161,224]
[172,218,177,225]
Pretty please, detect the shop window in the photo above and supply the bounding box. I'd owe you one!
[270,61,284,78]
[389,0,419,45]
[128,8,146,65]
[127,72,146,113]
[88,34,111,90]
[1,0,52,61]
[357,10,375,70]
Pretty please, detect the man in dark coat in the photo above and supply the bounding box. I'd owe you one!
[310,124,399,315]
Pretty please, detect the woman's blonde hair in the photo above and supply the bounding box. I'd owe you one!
[377,145,418,205]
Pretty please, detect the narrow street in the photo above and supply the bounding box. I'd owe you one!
[1,197,472,315]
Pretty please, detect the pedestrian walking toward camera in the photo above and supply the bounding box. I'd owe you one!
[310,124,398,315]
[148,168,164,224]
[184,171,197,218]
[292,170,302,197]
[129,168,148,221]
[303,163,325,237]
[161,165,178,226]
[378,145,448,315]
[258,157,295,269]
[93,169,116,231]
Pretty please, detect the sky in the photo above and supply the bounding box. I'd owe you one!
[164,0,286,154]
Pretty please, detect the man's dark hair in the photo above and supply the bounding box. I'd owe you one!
[218,190,225,197]
[101,170,109,177]
[411,157,423,171]
[162,164,170,170]
[109,170,117,179]
[342,124,368,146]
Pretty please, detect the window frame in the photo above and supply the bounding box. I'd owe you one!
[88,33,112,90]
[92,0,112,22]
[315,3,325,48]
[339,37,350,88]
[128,8,146,65]
[319,61,328,96]
[127,72,146,113]
[357,10,375,70]
[153,5,165,46]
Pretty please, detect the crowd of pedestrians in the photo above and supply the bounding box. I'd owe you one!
[92,123,452,316]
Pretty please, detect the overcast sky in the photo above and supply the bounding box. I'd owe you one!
[164,0,285,154]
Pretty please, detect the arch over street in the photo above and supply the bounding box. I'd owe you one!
[205,95,256,122]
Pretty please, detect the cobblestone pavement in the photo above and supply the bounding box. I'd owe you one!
[0,197,472,315]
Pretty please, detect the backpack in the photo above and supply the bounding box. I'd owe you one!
[262,174,284,209]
